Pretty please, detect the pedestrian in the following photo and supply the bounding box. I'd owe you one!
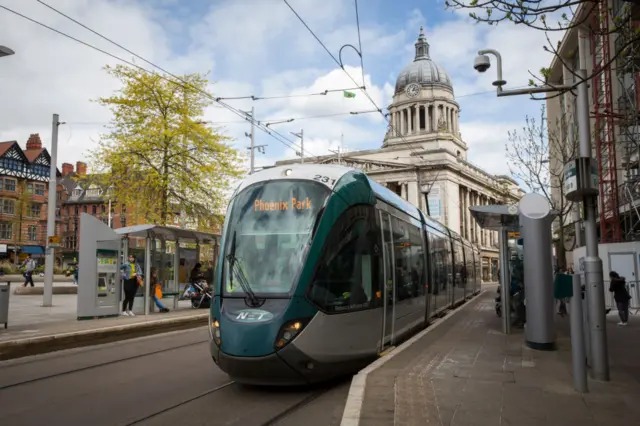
[609,271,632,326]
[120,254,142,316]
[21,254,36,287]
[150,267,169,313]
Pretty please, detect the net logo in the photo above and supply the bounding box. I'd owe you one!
[234,309,274,322]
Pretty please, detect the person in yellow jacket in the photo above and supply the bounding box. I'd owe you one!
[150,267,170,313]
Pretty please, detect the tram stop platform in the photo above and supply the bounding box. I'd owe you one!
[0,307,207,361]
[341,288,640,426]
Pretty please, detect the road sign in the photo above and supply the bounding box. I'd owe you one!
[47,235,61,248]
[508,232,521,239]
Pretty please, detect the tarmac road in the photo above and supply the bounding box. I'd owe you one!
[0,327,349,426]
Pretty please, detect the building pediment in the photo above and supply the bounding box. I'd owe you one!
[319,156,410,173]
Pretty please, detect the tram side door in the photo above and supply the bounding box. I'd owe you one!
[379,211,396,352]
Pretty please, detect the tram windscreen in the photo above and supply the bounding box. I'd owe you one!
[222,180,330,296]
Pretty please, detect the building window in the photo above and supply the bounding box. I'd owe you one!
[86,185,102,197]
[35,184,45,196]
[101,205,106,213]
[0,199,15,215]
[57,190,62,201]
[82,206,87,213]
[0,222,12,240]
[26,183,34,194]
[27,225,37,241]
[120,216,126,227]
[0,178,16,192]
[92,205,97,214]
[30,203,41,218]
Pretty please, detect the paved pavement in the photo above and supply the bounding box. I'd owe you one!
[0,328,349,426]
[351,290,640,426]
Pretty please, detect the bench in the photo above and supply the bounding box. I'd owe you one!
[132,291,181,314]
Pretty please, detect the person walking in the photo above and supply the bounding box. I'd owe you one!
[120,254,142,316]
[609,271,632,326]
[21,254,36,287]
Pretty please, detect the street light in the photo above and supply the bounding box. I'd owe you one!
[0,46,15,58]
[475,46,609,382]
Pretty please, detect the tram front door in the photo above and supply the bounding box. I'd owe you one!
[379,211,396,353]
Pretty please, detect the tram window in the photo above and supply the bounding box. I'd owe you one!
[427,228,450,307]
[308,205,380,313]
[391,217,425,301]
[453,241,465,289]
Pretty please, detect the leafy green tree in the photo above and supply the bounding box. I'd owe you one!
[91,64,244,226]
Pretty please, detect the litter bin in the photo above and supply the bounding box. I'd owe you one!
[0,281,10,329]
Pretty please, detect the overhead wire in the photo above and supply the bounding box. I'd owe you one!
[283,0,427,160]
[5,1,310,156]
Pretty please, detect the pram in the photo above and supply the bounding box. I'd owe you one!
[182,279,212,309]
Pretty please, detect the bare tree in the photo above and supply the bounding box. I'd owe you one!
[506,105,578,268]
[445,1,640,97]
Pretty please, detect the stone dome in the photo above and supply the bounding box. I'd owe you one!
[394,27,453,95]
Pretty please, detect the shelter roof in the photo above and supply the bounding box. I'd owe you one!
[115,224,220,244]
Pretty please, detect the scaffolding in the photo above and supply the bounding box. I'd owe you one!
[590,0,622,243]
[614,2,640,241]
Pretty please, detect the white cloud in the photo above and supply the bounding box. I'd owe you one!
[0,0,565,195]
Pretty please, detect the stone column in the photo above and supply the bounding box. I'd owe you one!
[465,188,471,241]
[401,182,407,200]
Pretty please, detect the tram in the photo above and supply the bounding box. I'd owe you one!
[209,164,481,385]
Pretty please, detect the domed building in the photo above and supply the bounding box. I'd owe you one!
[275,27,523,282]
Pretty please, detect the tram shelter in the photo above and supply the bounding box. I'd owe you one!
[470,198,559,347]
[77,214,220,319]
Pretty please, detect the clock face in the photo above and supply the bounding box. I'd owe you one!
[405,83,420,98]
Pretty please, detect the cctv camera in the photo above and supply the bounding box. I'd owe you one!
[473,55,491,73]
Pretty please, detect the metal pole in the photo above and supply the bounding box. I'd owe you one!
[570,273,588,392]
[498,227,511,334]
[43,114,59,307]
[108,199,112,228]
[250,106,255,174]
[144,236,151,316]
[300,129,304,164]
[576,66,609,381]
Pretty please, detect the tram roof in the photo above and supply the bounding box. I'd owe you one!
[115,224,220,244]
[232,163,356,196]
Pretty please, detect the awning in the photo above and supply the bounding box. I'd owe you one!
[21,245,45,254]
[115,224,220,245]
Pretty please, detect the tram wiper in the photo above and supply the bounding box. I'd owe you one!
[225,231,261,307]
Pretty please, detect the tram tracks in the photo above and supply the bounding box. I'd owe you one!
[123,381,237,425]
[120,377,338,426]
[0,339,209,390]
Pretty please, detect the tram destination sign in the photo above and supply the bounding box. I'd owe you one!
[254,197,313,211]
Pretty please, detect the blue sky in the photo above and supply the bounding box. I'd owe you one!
[0,0,561,177]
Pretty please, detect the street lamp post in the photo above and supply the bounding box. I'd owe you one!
[0,46,15,58]
[475,48,609,381]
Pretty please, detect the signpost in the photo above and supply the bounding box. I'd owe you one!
[47,236,61,248]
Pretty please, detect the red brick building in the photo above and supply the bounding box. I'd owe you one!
[0,134,64,263]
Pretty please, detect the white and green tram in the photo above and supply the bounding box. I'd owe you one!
[209,164,481,385]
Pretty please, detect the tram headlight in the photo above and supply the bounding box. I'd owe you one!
[210,317,222,346]
[274,318,310,350]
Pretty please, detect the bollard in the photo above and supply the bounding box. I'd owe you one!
[571,274,588,393]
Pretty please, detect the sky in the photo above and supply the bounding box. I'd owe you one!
[0,0,563,179]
